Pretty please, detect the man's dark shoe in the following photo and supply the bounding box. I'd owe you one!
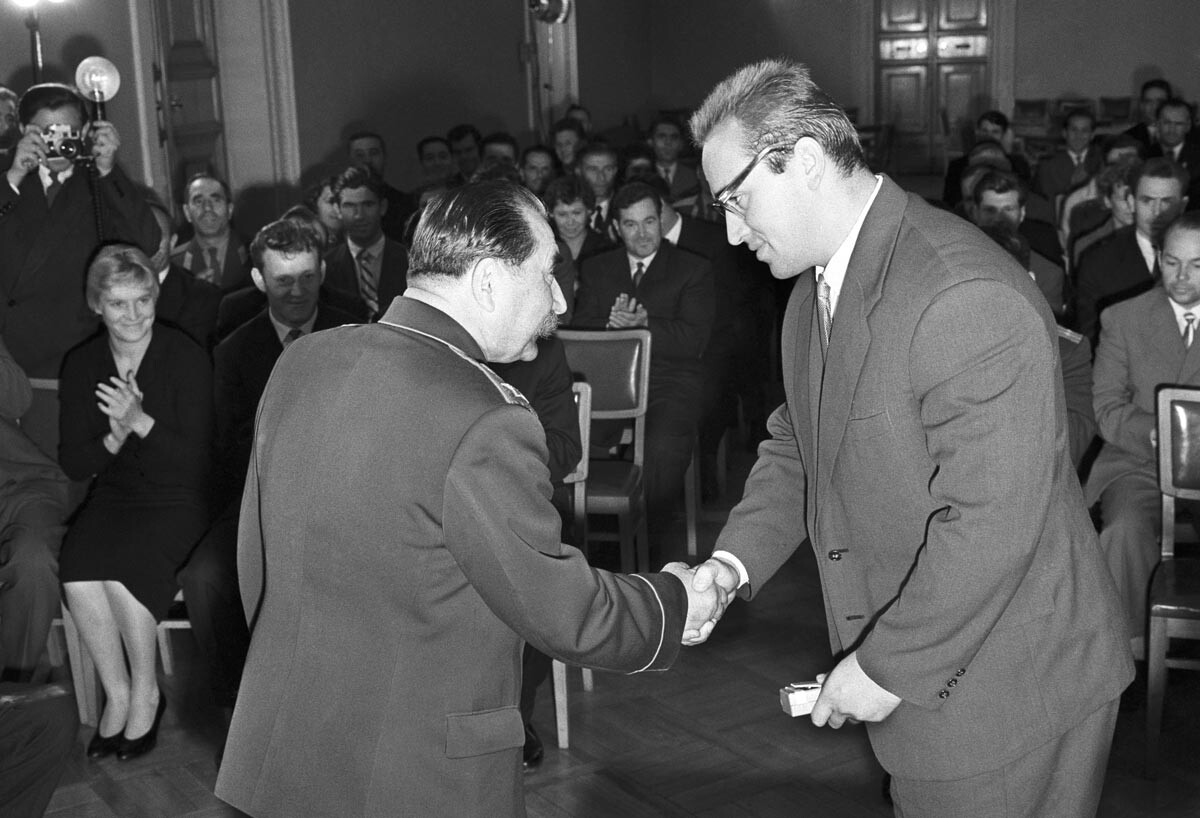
[523,723,544,771]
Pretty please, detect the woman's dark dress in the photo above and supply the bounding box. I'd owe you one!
[58,323,213,621]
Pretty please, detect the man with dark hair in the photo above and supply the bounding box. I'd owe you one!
[1059,133,1145,248]
[1148,98,1200,208]
[0,82,160,379]
[1086,211,1200,659]
[481,132,520,166]
[217,180,714,818]
[687,58,1130,817]
[148,201,221,350]
[518,144,555,195]
[650,116,700,208]
[565,103,591,136]
[1035,108,1103,203]
[0,86,18,173]
[416,135,458,187]
[942,110,1031,206]
[1125,79,1173,150]
[325,165,409,320]
[1074,157,1190,344]
[578,142,620,236]
[574,181,714,543]
[622,141,656,182]
[972,170,1065,314]
[181,219,356,740]
[447,123,483,179]
[348,130,415,241]
[1072,155,1142,266]
[551,117,585,174]
[171,172,252,292]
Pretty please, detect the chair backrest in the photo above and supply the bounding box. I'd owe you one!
[557,328,651,464]
[562,381,591,486]
[1156,386,1200,557]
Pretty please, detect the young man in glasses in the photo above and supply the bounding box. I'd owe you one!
[685,59,1131,818]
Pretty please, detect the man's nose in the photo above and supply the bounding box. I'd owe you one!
[724,212,749,246]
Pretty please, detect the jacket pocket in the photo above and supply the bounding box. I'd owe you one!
[444,705,525,758]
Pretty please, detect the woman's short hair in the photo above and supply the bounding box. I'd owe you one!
[86,244,159,311]
[542,174,595,211]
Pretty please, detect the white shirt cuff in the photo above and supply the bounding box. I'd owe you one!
[710,550,749,589]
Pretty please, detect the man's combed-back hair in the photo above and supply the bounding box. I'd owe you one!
[408,180,544,281]
[250,218,323,269]
[689,58,865,175]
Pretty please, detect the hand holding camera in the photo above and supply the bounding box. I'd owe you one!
[6,125,47,189]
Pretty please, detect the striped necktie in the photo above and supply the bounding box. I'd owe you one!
[632,261,645,289]
[1185,313,1196,348]
[816,273,832,358]
[356,247,380,317]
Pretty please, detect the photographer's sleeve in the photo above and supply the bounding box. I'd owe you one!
[99,164,161,256]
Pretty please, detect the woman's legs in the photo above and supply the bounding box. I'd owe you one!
[62,581,130,738]
[103,581,160,739]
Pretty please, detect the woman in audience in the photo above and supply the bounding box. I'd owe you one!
[302,174,343,250]
[58,245,213,762]
[543,174,611,264]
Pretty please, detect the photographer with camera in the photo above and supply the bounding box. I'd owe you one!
[0,83,160,381]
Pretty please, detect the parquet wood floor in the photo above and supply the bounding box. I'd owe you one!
[41,444,1200,817]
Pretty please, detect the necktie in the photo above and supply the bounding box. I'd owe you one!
[632,261,645,289]
[591,205,604,233]
[45,177,63,208]
[196,247,220,285]
[1185,313,1196,348]
[283,328,303,347]
[357,248,380,316]
[816,273,832,359]
[1069,153,1088,186]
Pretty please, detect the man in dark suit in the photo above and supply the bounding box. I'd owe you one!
[215,181,714,818]
[942,111,1032,207]
[1034,108,1104,206]
[348,130,415,239]
[147,202,221,351]
[1124,79,1172,151]
[324,165,409,321]
[1147,98,1200,209]
[650,116,701,209]
[573,181,714,541]
[1074,157,1189,345]
[179,218,356,727]
[1087,212,1200,655]
[170,172,252,292]
[688,59,1131,817]
[0,83,160,378]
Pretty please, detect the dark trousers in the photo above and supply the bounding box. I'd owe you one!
[0,683,77,818]
[643,369,703,527]
[177,501,249,708]
[0,496,65,677]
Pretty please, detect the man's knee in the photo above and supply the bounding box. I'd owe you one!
[0,526,60,594]
[178,535,236,593]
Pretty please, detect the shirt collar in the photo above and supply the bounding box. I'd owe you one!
[1135,230,1157,274]
[628,251,657,278]
[268,305,318,343]
[1068,148,1088,165]
[662,214,683,246]
[1167,294,1200,334]
[38,163,73,190]
[347,233,387,259]
[815,174,883,316]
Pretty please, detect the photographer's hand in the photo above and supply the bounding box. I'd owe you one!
[6,126,46,191]
[89,120,119,176]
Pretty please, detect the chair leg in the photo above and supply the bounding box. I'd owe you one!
[716,427,729,500]
[157,625,174,676]
[45,620,66,667]
[573,486,588,556]
[617,510,635,573]
[1146,615,1168,778]
[635,509,650,573]
[582,668,594,693]
[552,659,569,749]
[60,604,100,726]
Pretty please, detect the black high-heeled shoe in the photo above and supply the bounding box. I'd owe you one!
[86,728,123,759]
[116,692,167,761]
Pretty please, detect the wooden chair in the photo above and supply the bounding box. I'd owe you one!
[1147,387,1200,774]
[557,329,651,573]
[562,381,591,553]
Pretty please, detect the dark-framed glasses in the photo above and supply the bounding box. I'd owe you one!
[711,142,795,218]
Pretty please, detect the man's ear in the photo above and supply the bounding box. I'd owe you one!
[317,259,327,285]
[251,267,266,293]
[792,135,824,190]
[379,196,389,218]
[469,257,499,312]
[183,206,195,225]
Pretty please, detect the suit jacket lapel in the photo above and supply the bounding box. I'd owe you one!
[814,177,902,499]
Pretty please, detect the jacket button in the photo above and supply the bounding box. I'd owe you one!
[938,690,949,699]
[956,668,966,676]
[828,550,843,561]
[947,678,957,687]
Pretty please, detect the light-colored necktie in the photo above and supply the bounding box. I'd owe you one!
[196,246,220,285]
[283,328,303,347]
[632,261,645,289]
[356,248,380,316]
[816,273,832,358]
[1185,313,1196,348]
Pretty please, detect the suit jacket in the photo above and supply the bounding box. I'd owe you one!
[155,264,222,351]
[381,183,416,242]
[216,297,685,818]
[323,237,409,320]
[170,235,252,293]
[1034,146,1104,202]
[713,176,1131,780]
[1149,142,1200,210]
[1085,287,1200,503]
[215,285,366,341]
[212,303,358,503]
[1029,249,1066,315]
[0,165,159,378]
[1073,226,1155,347]
[0,337,67,508]
[572,243,714,381]
[661,162,700,206]
[1057,326,1096,469]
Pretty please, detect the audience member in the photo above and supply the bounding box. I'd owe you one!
[565,103,592,136]
[301,175,343,249]
[59,245,213,762]
[447,123,483,179]
[348,130,415,240]
[573,181,714,544]
[971,171,1065,314]
[552,117,586,174]
[0,338,67,684]
[519,144,556,195]
[1086,211,1200,655]
[180,219,356,734]
[1034,108,1103,206]
[650,116,700,208]
[1,82,160,379]
[0,681,77,818]
[578,142,621,238]
[1074,157,1189,345]
[1124,79,1172,151]
[0,86,17,173]
[943,111,1031,206]
[622,141,656,182]
[148,202,221,351]
[416,136,459,187]
[481,131,519,165]
[1072,156,1141,267]
[171,172,252,292]
[325,165,409,320]
[1058,134,1145,250]
[543,174,611,263]
[1148,98,1200,208]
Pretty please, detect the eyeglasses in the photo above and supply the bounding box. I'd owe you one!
[711,142,795,218]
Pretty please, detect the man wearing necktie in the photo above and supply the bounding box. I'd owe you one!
[323,165,409,322]
[171,173,252,293]
[1086,212,1200,658]
[687,59,1131,817]
[1034,107,1103,204]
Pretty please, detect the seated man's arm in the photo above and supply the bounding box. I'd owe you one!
[1092,308,1154,460]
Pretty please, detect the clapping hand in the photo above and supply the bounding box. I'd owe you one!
[95,371,149,435]
[607,294,649,329]
[88,120,120,175]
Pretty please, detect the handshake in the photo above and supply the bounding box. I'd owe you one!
[661,557,741,646]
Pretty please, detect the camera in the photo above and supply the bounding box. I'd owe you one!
[42,123,93,163]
